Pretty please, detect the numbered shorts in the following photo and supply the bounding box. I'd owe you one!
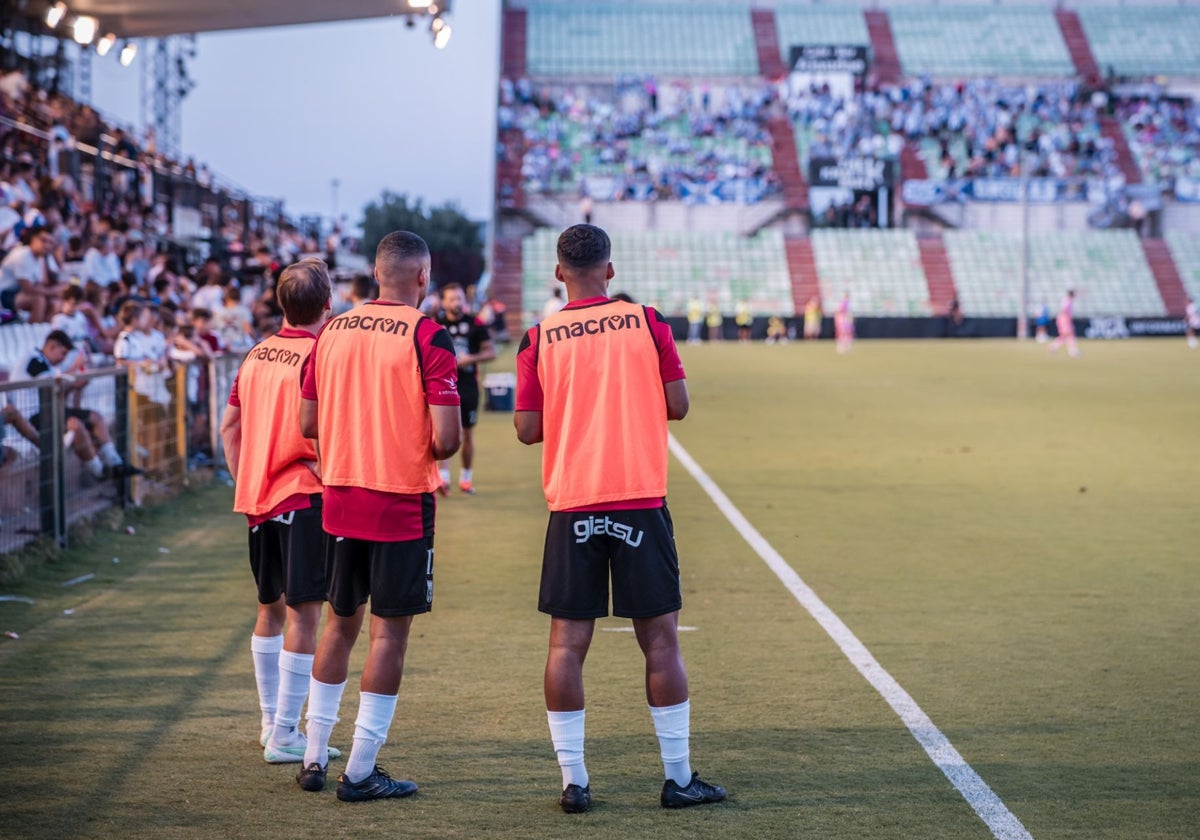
[538,504,681,620]
[248,503,329,606]
[327,535,435,618]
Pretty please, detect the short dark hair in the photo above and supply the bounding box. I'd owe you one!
[118,300,143,326]
[350,274,376,301]
[439,282,465,299]
[191,307,213,322]
[276,258,331,326]
[557,224,611,271]
[61,285,84,302]
[46,330,74,351]
[376,231,430,281]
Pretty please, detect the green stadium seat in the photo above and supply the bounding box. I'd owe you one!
[943,231,1165,318]
[889,6,1073,78]
[522,228,793,319]
[1079,7,1200,78]
[811,230,931,317]
[525,4,758,77]
[1164,231,1200,304]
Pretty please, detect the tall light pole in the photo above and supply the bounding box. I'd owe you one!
[1017,149,1031,340]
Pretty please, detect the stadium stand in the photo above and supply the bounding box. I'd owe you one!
[1164,230,1200,305]
[1077,6,1200,78]
[524,3,759,77]
[888,6,1074,79]
[774,7,870,59]
[811,229,932,317]
[943,230,1165,318]
[1118,95,1200,189]
[521,227,793,318]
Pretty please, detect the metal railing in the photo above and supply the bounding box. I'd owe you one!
[0,354,243,556]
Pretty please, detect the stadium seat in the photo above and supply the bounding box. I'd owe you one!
[775,8,870,59]
[888,6,1073,78]
[943,231,1165,318]
[521,228,793,319]
[524,4,759,77]
[1078,6,1200,78]
[1164,231,1200,304]
[811,230,932,317]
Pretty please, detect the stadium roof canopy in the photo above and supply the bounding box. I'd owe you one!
[51,0,416,38]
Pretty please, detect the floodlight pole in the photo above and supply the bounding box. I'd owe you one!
[1017,149,1030,340]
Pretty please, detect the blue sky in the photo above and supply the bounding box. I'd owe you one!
[91,0,501,225]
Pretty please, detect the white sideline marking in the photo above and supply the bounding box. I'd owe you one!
[669,434,1034,840]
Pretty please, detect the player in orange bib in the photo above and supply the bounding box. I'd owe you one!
[220,258,340,766]
[515,224,726,813]
[298,231,461,801]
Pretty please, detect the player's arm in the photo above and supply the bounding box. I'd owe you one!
[429,404,461,460]
[219,405,241,477]
[299,398,318,440]
[515,410,543,445]
[513,327,543,444]
[664,380,689,421]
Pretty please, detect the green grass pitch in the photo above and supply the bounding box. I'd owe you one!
[0,339,1197,839]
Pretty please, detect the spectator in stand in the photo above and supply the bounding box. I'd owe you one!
[83,235,122,286]
[114,301,171,475]
[0,226,61,321]
[192,262,227,312]
[10,329,139,479]
[214,286,256,352]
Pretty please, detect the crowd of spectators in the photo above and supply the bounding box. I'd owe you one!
[1117,93,1200,192]
[500,76,781,204]
[0,68,347,476]
[785,77,1117,181]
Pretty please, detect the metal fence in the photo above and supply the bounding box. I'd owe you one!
[0,354,243,556]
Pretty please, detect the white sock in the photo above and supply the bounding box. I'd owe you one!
[85,455,104,478]
[459,468,472,484]
[650,700,692,787]
[303,677,346,768]
[250,634,283,731]
[547,709,588,789]
[98,441,123,466]
[270,650,314,745]
[438,464,451,485]
[345,691,398,783]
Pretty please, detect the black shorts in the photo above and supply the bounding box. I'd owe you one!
[459,377,479,429]
[248,503,329,606]
[538,504,681,620]
[327,530,435,618]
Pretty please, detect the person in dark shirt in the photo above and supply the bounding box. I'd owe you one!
[434,282,495,495]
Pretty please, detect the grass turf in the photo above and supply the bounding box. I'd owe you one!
[0,339,1196,839]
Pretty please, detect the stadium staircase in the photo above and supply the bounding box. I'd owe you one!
[751,9,787,79]
[767,118,808,210]
[917,236,959,316]
[863,10,902,85]
[1100,116,1142,185]
[501,7,527,77]
[1054,8,1101,85]
[490,238,525,330]
[900,143,928,184]
[785,236,822,314]
[1140,238,1190,316]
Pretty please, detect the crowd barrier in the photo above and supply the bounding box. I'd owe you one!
[0,354,243,557]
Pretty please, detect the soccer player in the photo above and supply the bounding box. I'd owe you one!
[515,224,726,814]
[435,282,496,495]
[735,300,752,342]
[298,231,461,801]
[1185,296,1198,349]
[1048,289,1079,357]
[220,258,338,767]
[834,291,854,353]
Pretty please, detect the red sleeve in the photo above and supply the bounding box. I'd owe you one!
[418,319,461,407]
[299,341,318,400]
[227,372,240,407]
[515,326,543,412]
[648,308,686,383]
